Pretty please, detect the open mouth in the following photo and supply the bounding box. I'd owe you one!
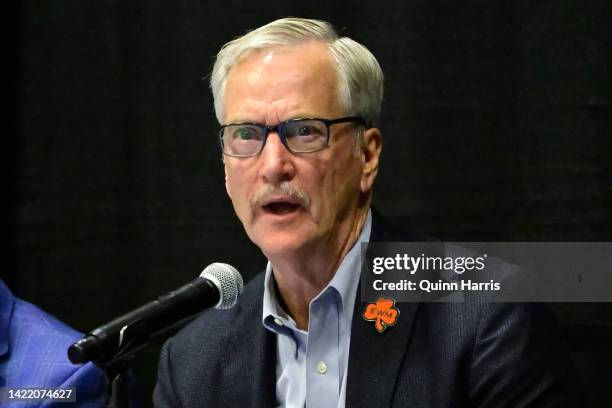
[262,202,301,215]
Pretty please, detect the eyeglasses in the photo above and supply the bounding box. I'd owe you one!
[219,116,366,157]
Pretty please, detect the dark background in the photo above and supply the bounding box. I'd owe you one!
[7,0,611,406]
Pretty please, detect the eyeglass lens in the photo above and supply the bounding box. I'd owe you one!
[221,119,328,156]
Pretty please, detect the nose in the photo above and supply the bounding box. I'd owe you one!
[258,131,295,184]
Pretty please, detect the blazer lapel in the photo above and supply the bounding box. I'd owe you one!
[345,210,422,407]
[243,277,277,408]
[254,327,277,407]
[346,289,419,407]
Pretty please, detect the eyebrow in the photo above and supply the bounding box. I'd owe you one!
[226,114,321,126]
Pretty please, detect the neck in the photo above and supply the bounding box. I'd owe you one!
[268,205,369,330]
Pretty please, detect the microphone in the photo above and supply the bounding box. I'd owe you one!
[68,263,243,366]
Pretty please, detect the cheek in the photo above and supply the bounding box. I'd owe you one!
[313,155,362,214]
[225,165,251,207]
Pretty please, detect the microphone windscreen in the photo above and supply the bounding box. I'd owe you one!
[201,263,243,309]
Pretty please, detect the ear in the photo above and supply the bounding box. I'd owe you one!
[223,159,231,198]
[360,127,382,194]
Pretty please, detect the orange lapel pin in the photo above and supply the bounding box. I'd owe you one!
[362,297,400,333]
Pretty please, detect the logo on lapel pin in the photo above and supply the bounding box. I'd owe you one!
[362,297,400,333]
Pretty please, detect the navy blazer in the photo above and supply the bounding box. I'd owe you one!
[154,215,583,407]
[0,279,107,407]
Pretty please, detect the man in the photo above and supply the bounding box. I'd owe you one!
[154,18,581,407]
[0,279,107,407]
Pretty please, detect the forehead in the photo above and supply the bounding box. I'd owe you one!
[223,41,343,123]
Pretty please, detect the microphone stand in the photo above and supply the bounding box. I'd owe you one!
[104,359,132,408]
[85,314,201,408]
[98,342,144,408]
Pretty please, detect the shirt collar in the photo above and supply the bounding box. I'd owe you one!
[262,210,372,330]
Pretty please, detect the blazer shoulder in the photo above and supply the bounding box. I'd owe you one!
[1,295,107,404]
[155,272,276,408]
[11,297,82,340]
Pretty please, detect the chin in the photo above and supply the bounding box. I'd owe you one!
[240,211,313,251]
[250,230,314,259]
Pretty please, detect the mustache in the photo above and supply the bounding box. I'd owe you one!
[250,182,311,209]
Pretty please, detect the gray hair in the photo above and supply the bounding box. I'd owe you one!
[210,17,384,127]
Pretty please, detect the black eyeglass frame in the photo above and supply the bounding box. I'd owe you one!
[218,116,367,157]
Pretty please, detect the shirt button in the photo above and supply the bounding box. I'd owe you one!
[273,318,284,327]
[316,361,328,375]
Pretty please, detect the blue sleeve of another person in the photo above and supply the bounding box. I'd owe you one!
[0,279,107,407]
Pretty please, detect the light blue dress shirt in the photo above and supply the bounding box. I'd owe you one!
[262,210,372,408]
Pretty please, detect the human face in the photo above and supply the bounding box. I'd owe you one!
[222,41,369,259]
